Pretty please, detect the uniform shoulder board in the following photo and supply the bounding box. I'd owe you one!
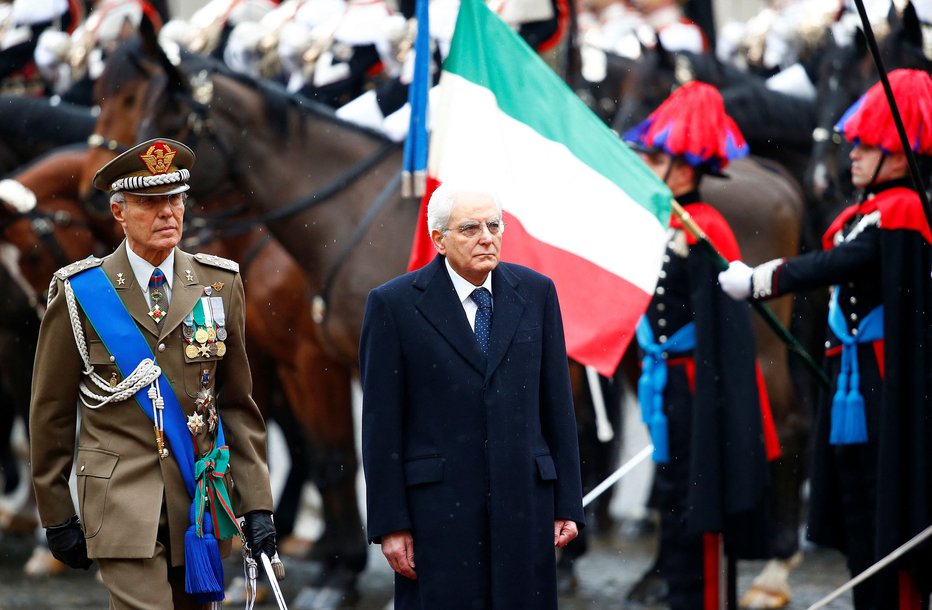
[53,257,103,281]
[194,253,240,273]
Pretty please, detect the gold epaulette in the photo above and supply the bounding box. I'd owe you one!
[53,257,103,281]
[194,253,240,273]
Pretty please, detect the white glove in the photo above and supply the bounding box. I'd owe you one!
[718,260,753,300]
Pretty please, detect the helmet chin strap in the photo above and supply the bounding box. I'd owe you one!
[661,156,676,186]
[867,153,887,190]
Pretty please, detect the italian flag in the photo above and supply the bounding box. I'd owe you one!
[407,0,672,376]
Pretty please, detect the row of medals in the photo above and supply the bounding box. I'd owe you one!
[182,319,227,358]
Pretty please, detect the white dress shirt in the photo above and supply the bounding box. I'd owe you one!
[126,245,174,307]
[445,257,493,332]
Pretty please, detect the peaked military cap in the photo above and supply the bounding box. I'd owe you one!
[93,138,195,196]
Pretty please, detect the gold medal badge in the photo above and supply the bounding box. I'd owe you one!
[139,142,177,175]
[185,344,199,359]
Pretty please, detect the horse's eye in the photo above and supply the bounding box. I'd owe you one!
[123,94,136,107]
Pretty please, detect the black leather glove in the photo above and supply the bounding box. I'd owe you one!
[243,510,277,558]
[45,515,92,570]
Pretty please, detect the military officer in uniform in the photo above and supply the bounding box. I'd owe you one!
[30,138,281,609]
[720,69,932,609]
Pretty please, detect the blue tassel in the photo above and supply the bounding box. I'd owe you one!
[649,408,670,464]
[638,373,653,426]
[184,504,224,602]
[841,391,868,445]
[829,392,845,445]
[829,362,849,445]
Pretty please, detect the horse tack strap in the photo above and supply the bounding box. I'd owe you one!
[69,265,198,497]
[316,171,403,320]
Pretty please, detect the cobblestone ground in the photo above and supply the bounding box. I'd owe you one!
[0,525,856,610]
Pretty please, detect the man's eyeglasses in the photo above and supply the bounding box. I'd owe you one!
[443,219,505,238]
[125,193,187,210]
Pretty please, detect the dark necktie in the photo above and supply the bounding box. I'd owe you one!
[472,287,492,356]
[148,268,168,323]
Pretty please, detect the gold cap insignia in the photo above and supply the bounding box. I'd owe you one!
[139,142,178,175]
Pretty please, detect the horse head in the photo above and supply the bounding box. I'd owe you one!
[0,148,104,309]
[80,19,192,200]
[804,1,931,213]
[610,38,745,135]
[610,40,682,134]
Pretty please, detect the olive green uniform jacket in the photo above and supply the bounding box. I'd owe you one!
[30,242,273,566]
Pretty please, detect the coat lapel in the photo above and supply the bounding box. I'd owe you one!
[159,250,201,342]
[485,264,526,381]
[104,242,160,337]
[415,257,487,377]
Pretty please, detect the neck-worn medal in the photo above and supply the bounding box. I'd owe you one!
[148,268,168,323]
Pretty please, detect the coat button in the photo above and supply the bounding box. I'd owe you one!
[658,319,667,328]
[658,270,667,279]
[657,303,666,312]
[80,465,85,472]
[109,355,115,363]
[825,341,831,349]
[656,286,665,296]
[849,296,857,305]
[158,343,166,353]
[659,335,668,343]
[850,313,858,321]
[851,327,859,336]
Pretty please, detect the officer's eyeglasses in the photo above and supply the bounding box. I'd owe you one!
[125,193,187,210]
[443,219,505,238]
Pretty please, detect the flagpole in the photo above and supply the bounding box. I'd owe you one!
[672,201,831,388]
[850,0,932,231]
[402,0,431,198]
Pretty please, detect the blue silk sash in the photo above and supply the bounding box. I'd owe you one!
[70,265,231,601]
[636,317,696,464]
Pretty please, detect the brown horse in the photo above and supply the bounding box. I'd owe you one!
[0,146,103,560]
[120,29,810,606]
[81,36,368,602]
[134,15,807,533]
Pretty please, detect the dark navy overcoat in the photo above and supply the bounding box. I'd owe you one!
[360,255,585,610]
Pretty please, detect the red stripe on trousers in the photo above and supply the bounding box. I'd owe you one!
[703,532,721,610]
[899,570,921,610]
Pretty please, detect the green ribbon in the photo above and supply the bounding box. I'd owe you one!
[192,299,207,328]
[193,445,241,541]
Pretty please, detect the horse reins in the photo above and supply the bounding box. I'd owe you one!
[313,170,403,328]
[170,70,404,348]
[87,134,130,155]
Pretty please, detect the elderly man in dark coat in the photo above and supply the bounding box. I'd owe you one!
[359,183,585,610]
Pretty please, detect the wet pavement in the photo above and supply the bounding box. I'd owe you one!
[0,523,856,609]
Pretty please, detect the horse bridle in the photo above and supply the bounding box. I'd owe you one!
[87,134,131,155]
[170,70,403,352]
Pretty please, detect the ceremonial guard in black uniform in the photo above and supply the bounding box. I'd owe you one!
[624,81,778,610]
[720,69,932,610]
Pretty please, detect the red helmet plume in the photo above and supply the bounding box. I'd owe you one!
[835,69,932,155]
[623,81,749,175]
